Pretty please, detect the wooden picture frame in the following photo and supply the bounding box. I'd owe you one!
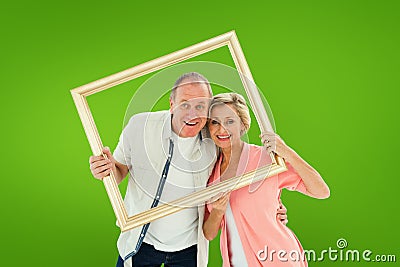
[71,30,287,232]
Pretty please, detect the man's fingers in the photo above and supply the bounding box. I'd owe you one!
[89,155,105,164]
[93,164,112,175]
[277,214,288,225]
[89,147,114,181]
[277,206,287,213]
[94,168,112,180]
[90,159,111,170]
[102,169,112,177]
[277,214,287,220]
[102,147,114,161]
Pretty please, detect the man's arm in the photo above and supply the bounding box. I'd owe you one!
[277,198,288,225]
[89,147,129,185]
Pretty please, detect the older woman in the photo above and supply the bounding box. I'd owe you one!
[203,93,330,267]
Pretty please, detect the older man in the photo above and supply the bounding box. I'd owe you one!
[89,72,287,267]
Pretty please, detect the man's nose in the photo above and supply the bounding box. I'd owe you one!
[187,107,198,118]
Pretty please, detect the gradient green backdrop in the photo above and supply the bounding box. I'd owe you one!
[1,1,399,266]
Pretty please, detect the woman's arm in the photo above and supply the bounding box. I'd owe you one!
[203,193,230,240]
[261,132,330,199]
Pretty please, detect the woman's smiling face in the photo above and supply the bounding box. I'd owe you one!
[208,103,244,150]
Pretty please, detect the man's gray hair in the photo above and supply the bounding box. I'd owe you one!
[170,72,213,100]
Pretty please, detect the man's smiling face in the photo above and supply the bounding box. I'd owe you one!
[170,82,211,138]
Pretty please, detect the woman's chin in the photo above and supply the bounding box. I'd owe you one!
[213,140,232,150]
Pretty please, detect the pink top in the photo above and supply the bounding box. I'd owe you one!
[206,143,308,267]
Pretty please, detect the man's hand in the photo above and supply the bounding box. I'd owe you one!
[277,198,288,225]
[89,147,118,180]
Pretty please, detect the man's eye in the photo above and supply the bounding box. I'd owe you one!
[211,120,219,125]
[196,105,205,110]
[227,119,234,124]
[181,103,190,109]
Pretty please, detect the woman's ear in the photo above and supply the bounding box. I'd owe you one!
[240,122,246,136]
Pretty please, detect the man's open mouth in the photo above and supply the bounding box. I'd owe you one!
[184,121,199,126]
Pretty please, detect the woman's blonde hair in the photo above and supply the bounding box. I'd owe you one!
[209,93,251,135]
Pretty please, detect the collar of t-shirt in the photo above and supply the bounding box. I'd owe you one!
[171,131,199,159]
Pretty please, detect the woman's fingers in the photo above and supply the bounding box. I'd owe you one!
[260,132,279,154]
[260,132,275,143]
[216,194,229,205]
[212,192,231,211]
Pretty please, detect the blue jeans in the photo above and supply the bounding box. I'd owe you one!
[116,243,197,267]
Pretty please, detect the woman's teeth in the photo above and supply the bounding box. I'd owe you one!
[217,135,231,139]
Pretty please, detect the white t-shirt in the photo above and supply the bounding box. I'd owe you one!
[226,202,248,266]
[144,132,199,251]
[113,111,217,267]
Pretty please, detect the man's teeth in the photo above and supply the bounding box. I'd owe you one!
[185,121,197,126]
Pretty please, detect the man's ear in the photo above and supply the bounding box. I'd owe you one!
[169,98,174,113]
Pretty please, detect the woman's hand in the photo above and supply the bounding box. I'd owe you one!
[261,132,330,199]
[203,192,231,241]
[211,192,231,216]
[260,132,294,161]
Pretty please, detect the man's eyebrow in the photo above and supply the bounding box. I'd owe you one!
[181,99,207,104]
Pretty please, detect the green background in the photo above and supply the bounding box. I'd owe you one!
[1,0,399,266]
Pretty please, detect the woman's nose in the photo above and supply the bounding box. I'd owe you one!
[217,124,227,134]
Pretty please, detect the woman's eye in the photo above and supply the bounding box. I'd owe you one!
[211,120,219,125]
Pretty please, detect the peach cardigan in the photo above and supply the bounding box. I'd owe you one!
[206,143,308,267]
